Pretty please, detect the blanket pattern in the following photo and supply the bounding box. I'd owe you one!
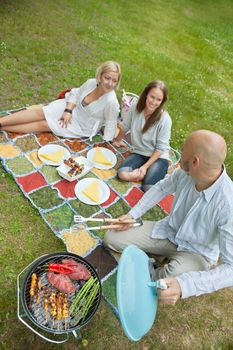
[0,107,174,316]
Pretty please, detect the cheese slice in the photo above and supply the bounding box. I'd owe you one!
[92,147,112,166]
[82,180,100,203]
[40,149,65,163]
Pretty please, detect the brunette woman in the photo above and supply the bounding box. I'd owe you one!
[113,80,172,191]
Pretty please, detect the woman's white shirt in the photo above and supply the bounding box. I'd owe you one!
[43,79,119,140]
[120,102,172,159]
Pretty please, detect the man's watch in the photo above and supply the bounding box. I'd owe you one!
[64,108,72,114]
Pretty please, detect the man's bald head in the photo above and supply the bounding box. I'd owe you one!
[184,130,227,169]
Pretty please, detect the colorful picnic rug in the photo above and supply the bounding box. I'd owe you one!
[0,106,174,317]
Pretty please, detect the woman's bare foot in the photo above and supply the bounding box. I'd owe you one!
[119,169,143,181]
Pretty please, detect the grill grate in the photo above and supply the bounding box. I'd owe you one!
[21,253,101,334]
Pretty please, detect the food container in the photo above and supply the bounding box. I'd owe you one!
[57,156,93,182]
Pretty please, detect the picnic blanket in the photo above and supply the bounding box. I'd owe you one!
[0,106,175,317]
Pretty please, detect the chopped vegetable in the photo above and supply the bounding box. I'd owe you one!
[48,263,75,274]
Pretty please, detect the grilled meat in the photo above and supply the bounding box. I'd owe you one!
[61,259,91,280]
[46,271,76,294]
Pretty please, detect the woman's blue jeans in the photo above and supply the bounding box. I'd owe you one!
[118,153,169,192]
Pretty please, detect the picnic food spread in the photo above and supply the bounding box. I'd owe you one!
[92,147,112,166]
[82,179,100,203]
[40,149,65,163]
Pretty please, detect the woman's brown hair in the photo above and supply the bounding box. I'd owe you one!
[136,80,168,133]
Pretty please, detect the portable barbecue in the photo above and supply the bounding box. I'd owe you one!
[17,252,102,344]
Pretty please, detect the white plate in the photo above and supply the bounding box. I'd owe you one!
[74,178,110,205]
[38,144,70,166]
[57,156,93,182]
[87,147,117,170]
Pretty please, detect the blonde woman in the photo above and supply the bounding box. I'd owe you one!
[0,61,121,141]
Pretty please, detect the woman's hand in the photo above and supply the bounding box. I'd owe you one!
[158,278,182,305]
[130,166,147,181]
[138,165,148,179]
[113,214,135,231]
[112,139,127,148]
[59,112,72,128]
[130,169,143,181]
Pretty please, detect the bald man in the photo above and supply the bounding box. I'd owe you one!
[104,130,233,304]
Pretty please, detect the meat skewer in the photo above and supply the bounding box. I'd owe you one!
[43,287,49,322]
[49,289,57,326]
[29,273,37,308]
[57,292,63,330]
[62,293,69,330]
[36,277,41,304]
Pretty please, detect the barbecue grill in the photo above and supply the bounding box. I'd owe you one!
[17,252,102,344]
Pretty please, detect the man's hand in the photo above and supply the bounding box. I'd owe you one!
[158,277,182,305]
[113,214,134,231]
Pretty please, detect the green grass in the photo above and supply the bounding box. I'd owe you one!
[1,1,233,349]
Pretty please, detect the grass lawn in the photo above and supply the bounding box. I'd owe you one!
[1,1,233,349]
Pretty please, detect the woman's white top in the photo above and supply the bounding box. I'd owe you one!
[120,102,172,159]
[43,79,119,141]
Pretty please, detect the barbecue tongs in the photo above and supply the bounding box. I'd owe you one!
[72,215,143,231]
